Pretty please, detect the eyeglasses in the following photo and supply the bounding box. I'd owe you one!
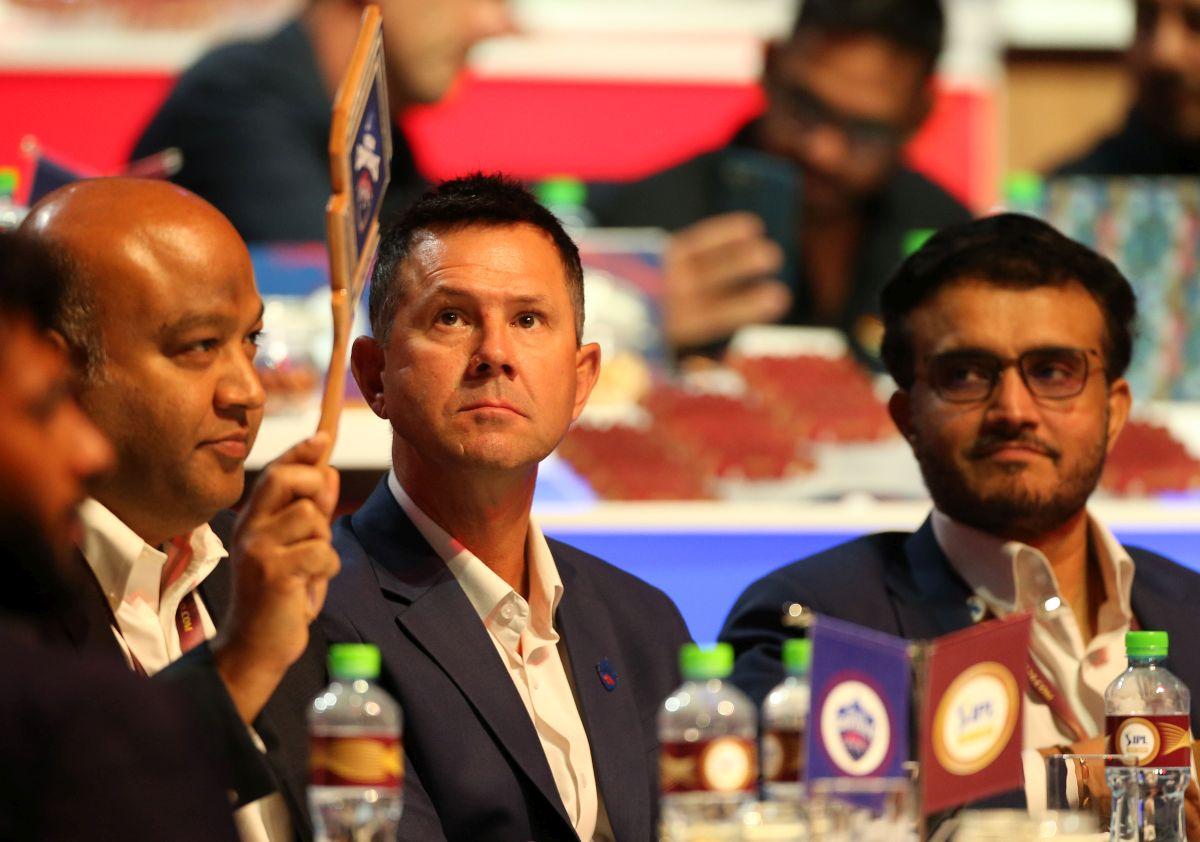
[924,347,1103,404]
[767,81,905,157]
[1138,0,1200,36]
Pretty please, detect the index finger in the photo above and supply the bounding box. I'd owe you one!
[240,462,336,524]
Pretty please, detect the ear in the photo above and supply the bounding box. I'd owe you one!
[46,328,68,354]
[1104,377,1132,455]
[571,342,602,422]
[902,79,935,140]
[350,335,388,419]
[888,389,916,448]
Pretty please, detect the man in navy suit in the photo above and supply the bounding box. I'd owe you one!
[720,213,1200,813]
[324,174,691,841]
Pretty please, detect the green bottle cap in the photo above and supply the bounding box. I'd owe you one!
[1004,171,1044,209]
[0,167,17,197]
[782,638,812,675]
[1126,631,1168,658]
[328,643,381,680]
[903,228,936,258]
[680,642,734,680]
[535,177,587,209]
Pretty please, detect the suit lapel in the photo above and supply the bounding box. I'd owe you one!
[555,552,652,842]
[349,480,574,833]
[55,548,134,665]
[886,518,974,639]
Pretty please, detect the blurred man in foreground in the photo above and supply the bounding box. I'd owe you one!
[131,0,515,241]
[324,174,691,840]
[1058,0,1200,175]
[720,214,1200,813]
[0,231,239,841]
[590,0,969,359]
[20,178,341,841]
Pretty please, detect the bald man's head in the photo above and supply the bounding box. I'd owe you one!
[22,179,246,381]
[19,178,266,545]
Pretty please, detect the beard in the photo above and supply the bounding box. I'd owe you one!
[1138,70,1200,144]
[913,422,1108,544]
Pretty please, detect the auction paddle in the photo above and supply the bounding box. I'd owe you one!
[316,4,392,465]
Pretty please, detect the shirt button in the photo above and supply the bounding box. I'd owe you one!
[500,604,514,621]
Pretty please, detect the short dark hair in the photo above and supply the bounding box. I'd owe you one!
[369,173,585,343]
[792,0,946,74]
[0,231,65,333]
[880,213,1138,389]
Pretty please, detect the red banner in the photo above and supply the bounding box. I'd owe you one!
[920,614,1031,815]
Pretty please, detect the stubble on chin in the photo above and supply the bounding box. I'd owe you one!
[913,437,1107,544]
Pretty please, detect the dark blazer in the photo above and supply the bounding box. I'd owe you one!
[323,478,692,842]
[130,20,425,243]
[719,517,1200,718]
[0,624,239,841]
[49,510,326,840]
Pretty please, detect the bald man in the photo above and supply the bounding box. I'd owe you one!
[20,178,340,842]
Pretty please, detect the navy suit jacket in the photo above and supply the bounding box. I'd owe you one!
[323,478,692,842]
[48,510,325,840]
[720,517,1200,717]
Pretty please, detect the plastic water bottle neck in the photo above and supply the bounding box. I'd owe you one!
[1127,654,1165,669]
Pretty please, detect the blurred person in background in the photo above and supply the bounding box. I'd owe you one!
[589,0,970,361]
[0,230,239,842]
[1057,0,1200,175]
[130,0,515,242]
[20,178,342,842]
[719,214,1200,820]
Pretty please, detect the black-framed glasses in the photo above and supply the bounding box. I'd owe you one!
[767,81,905,157]
[925,347,1103,404]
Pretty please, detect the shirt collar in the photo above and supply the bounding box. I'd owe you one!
[387,469,563,630]
[931,509,1135,620]
[77,498,227,614]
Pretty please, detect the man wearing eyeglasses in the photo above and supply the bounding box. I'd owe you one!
[1057,0,1200,175]
[720,214,1200,816]
[589,0,969,360]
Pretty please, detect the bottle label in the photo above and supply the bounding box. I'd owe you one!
[762,727,805,784]
[1105,715,1192,768]
[660,737,757,794]
[309,734,403,788]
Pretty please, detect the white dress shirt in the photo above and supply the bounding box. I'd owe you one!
[931,509,1135,812]
[388,471,614,842]
[78,498,292,842]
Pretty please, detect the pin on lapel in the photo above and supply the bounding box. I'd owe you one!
[966,595,987,624]
[596,658,618,692]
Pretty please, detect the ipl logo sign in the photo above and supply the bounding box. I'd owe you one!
[932,662,1020,776]
[819,679,892,776]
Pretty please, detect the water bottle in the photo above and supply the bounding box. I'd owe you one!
[762,638,811,804]
[1105,631,1191,842]
[309,644,403,841]
[534,176,595,233]
[659,643,758,841]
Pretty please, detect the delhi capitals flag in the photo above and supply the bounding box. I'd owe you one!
[806,615,911,782]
